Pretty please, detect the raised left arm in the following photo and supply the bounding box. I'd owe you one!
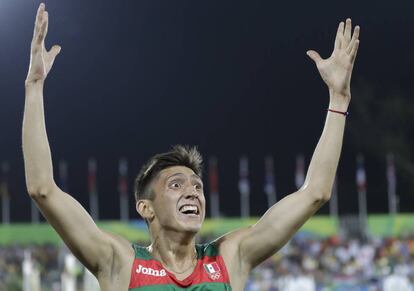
[221,19,360,271]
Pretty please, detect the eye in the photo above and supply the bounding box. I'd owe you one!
[170,182,181,189]
[195,183,203,190]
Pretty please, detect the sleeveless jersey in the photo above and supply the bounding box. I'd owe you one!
[128,242,232,290]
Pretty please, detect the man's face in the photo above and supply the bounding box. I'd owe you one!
[150,166,205,233]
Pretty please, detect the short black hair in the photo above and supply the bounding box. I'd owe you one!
[134,145,203,202]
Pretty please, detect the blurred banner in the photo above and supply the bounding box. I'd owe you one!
[330,175,339,219]
[59,159,69,193]
[295,154,305,189]
[88,158,99,220]
[0,153,406,227]
[209,156,220,218]
[238,156,250,218]
[31,202,40,224]
[387,152,398,215]
[356,154,367,235]
[264,155,277,207]
[119,158,129,222]
[1,162,10,224]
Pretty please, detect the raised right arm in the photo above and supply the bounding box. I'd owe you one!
[23,3,129,275]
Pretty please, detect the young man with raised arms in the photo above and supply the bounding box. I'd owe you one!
[23,3,359,290]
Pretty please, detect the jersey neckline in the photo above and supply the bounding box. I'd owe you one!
[139,244,203,287]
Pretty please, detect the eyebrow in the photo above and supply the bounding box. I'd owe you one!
[166,173,201,181]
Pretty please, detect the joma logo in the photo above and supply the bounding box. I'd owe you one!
[136,264,166,277]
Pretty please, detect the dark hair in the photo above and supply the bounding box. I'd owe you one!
[134,145,203,202]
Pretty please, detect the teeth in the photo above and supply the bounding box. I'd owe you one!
[179,205,198,214]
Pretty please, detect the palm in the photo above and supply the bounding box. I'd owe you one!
[316,52,353,96]
[26,4,60,84]
[29,45,56,77]
[307,19,360,98]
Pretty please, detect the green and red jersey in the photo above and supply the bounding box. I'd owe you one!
[128,242,232,290]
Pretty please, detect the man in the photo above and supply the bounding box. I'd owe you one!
[23,3,359,290]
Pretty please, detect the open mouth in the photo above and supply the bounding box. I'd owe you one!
[178,204,200,216]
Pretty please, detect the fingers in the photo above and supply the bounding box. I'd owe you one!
[334,18,360,58]
[347,25,360,54]
[32,4,48,46]
[344,18,352,43]
[36,17,47,45]
[334,22,344,50]
[33,4,45,38]
[350,40,360,64]
[44,11,49,41]
[35,3,45,28]
[35,12,49,46]
[306,50,322,64]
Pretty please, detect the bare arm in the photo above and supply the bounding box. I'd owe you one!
[221,19,360,270]
[23,4,130,275]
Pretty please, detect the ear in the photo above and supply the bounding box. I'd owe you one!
[136,200,155,221]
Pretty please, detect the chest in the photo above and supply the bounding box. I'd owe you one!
[129,256,231,290]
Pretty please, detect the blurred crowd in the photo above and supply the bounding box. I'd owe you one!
[0,244,60,290]
[1,235,414,290]
[247,235,414,290]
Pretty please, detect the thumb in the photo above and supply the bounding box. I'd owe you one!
[306,50,322,64]
[45,45,61,73]
[50,45,61,58]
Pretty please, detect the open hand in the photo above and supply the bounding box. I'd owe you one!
[307,19,360,102]
[25,3,61,85]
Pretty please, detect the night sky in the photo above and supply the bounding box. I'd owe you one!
[0,0,413,221]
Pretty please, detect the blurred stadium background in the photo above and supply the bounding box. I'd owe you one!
[2,216,414,290]
[1,0,414,290]
[2,155,414,290]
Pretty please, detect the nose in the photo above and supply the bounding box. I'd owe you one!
[185,185,199,198]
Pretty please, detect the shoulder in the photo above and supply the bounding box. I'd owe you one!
[130,242,153,260]
[207,229,252,289]
[195,241,222,258]
[95,232,137,290]
[104,231,135,256]
[97,231,135,276]
[214,227,252,274]
[215,226,251,254]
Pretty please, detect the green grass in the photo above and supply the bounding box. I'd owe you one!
[1,215,413,246]
[368,214,414,237]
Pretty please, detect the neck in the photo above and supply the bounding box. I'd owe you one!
[149,228,197,273]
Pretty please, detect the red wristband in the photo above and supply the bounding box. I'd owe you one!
[328,108,349,117]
